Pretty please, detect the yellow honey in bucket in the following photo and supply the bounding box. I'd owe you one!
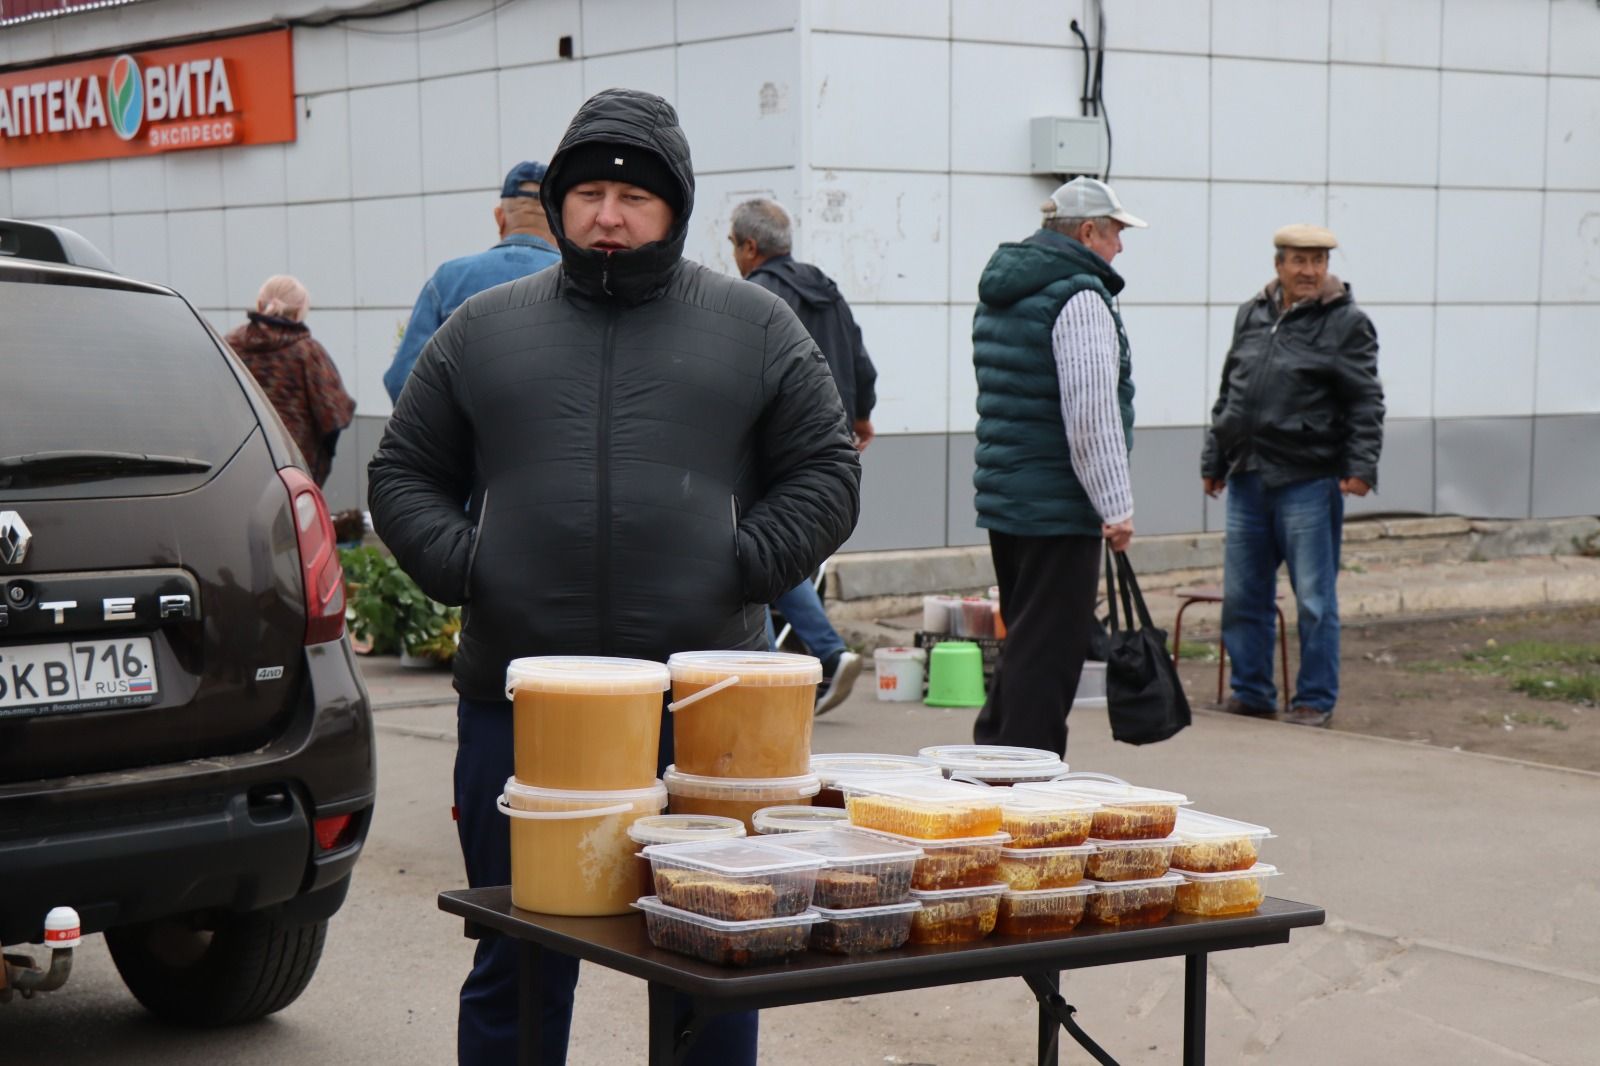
[501,779,667,915]
[505,656,670,791]
[667,651,821,778]
[662,766,822,834]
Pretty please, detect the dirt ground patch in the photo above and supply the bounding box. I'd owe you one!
[1173,605,1600,773]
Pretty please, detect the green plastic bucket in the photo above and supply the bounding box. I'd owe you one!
[924,641,987,707]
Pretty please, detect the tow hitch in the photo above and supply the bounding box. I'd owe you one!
[1,907,81,1003]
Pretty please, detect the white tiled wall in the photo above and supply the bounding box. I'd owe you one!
[7,0,1598,533]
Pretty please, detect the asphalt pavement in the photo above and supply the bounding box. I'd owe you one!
[11,654,1598,1065]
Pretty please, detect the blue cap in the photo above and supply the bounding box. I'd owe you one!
[501,160,548,198]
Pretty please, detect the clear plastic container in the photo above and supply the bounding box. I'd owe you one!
[1017,773,1191,841]
[663,766,822,833]
[634,896,820,967]
[626,814,746,901]
[504,656,670,791]
[996,844,1095,890]
[1084,836,1178,882]
[920,743,1067,785]
[752,805,850,834]
[841,775,1004,839]
[760,828,922,907]
[999,793,1100,848]
[851,827,1009,890]
[642,838,824,920]
[1169,810,1275,873]
[996,884,1095,936]
[810,752,943,808]
[810,901,920,955]
[1083,873,1184,927]
[668,651,821,778]
[1174,864,1280,917]
[499,778,667,916]
[908,884,1004,944]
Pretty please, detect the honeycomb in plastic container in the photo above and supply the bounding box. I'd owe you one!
[1085,883,1177,927]
[1175,876,1265,917]
[1084,843,1173,882]
[996,850,1088,891]
[996,893,1088,936]
[908,895,999,944]
[810,910,914,955]
[1170,837,1258,873]
[1000,807,1094,848]
[642,911,811,966]
[847,795,1003,839]
[1088,803,1178,841]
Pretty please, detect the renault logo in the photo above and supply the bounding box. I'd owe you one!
[0,512,30,566]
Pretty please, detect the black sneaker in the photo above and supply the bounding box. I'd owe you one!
[814,651,862,717]
[1283,706,1333,728]
[1221,697,1277,718]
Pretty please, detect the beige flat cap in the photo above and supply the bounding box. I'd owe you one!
[1274,223,1337,249]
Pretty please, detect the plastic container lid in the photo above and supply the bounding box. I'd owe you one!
[1087,834,1181,852]
[500,777,666,819]
[812,900,922,919]
[850,826,1010,851]
[919,744,1067,779]
[505,655,670,698]
[1083,872,1185,891]
[1172,809,1275,842]
[634,896,824,932]
[909,883,1008,902]
[662,766,822,800]
[764,828,924,863]
[752,806,851,834]
[628,814,747,846]
[837,775,998,805]
[809,753,943,786]
[640,838,825,875]
[1174,862,1280,883]
[873,646,926,660]
[1000,792,1101,815]
[667,650,822,686]
[1000,883,1095,900]
[1016,773,1190,808]
[999,843,1095,859]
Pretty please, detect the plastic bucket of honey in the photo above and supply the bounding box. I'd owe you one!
[662,766,822,833]
[499,778,668,915]
[505,656,670,791]
[667,651,821,778]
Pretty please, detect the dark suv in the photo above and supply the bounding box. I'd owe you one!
[0,220,374,1025]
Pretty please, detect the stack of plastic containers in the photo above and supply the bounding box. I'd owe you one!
[765,829,923,954]
[839,775,1009,944]
[500,657,673,915]
[808,752,942,808]
[991,790,1100,935]
[1167,810,1279,916]
[663,652,823,831]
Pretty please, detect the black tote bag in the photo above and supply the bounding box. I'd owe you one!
[1102,545,1191,745]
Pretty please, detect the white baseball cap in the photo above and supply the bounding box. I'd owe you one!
[1042,177,1148,228]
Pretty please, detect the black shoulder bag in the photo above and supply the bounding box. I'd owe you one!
[1103,545,1192,745]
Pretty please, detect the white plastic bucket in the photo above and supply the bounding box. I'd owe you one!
[873,646,926,702]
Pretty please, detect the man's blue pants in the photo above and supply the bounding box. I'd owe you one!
[1221,473,1344,713]
[454,696,758,1065]
[770,577,846,663]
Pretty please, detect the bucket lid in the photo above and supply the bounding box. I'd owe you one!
[501,777,667,815]
[1018,773,1190,808]
[873,646,926,661]
[662,765,822,800]
[627,813,747,846]
[919,744,1065,777]
[751,805,850,833]
[809,752,942,786]
[667,650,822,686]
[505,656,670,699]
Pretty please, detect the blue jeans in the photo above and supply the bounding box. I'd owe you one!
[767,578,845,663]
[1221,473,1343,713]
[454,697,758,1065]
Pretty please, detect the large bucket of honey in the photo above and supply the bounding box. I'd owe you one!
[505,657,670,790]
[667,651,821,778]
[499,778,668,915]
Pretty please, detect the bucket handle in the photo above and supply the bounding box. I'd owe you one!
[666,673,741,713]
[497,796,636,820]
[1049,771,1129,786]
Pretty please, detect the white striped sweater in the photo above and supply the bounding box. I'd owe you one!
[1051,290,1134,525]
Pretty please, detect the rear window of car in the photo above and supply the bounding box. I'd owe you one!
[1,280,256,500]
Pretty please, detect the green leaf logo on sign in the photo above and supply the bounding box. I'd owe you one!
[107,54,144,141]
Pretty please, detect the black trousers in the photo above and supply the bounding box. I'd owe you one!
[973,530,1103,757]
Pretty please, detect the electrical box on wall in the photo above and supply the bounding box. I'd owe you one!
[1029,116,1106,177]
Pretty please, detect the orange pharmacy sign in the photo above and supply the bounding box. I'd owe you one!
[0,29,295,169]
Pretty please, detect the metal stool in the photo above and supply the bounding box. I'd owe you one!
[1170,585,1290,712]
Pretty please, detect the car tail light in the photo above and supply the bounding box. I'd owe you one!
[313,812,356,851]
[278,468,345,645]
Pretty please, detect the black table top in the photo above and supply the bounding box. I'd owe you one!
[438,888,1325,1008]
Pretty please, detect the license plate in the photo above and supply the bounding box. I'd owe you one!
[0,637,159,717]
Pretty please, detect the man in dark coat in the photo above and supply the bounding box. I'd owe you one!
[367,89,861,1066]
[1202,223,1385,729]
[730,197,876,714]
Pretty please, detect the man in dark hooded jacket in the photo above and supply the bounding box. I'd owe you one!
[368,89,861,1066]
[730,197,876,714]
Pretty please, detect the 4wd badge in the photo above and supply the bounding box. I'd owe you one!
[0,512,30,566]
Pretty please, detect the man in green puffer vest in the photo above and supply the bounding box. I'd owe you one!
[970,177,1146,757]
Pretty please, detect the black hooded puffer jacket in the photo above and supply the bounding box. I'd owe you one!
[367,89,861,701]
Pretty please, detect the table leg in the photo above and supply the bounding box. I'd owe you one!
[647,982,680,1066]
[517,942,543,1066]
[1036,971,1060,1066]
[1183,952,1207,1066]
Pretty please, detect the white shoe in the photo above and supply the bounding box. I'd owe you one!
[814,651,862,717]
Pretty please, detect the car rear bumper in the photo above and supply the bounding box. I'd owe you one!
[0,639,375,944]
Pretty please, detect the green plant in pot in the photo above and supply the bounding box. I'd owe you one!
[340,546,460,663]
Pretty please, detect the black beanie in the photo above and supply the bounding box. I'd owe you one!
[552,141,683,215]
